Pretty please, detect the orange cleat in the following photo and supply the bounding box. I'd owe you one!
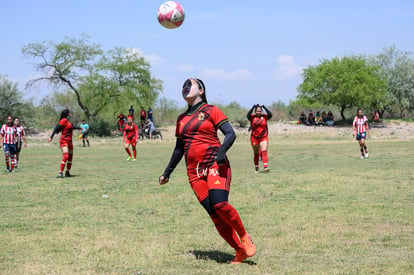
[241,234,256,257]
[231,249,247,264]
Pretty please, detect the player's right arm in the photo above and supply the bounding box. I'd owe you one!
[159,138,185,185]
[49,124,62,142]
[352,117,356,136]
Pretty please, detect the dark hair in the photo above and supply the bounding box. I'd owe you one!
[60,109,70,120]
[193,78,207,103]
[357,108,363,114]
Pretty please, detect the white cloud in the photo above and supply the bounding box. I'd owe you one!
[127,48,166,66]
[274,54,302,80]
[200,68,254,81]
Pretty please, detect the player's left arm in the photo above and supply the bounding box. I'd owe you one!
[216,121,236,165]
[261,105,273,119]
[366,119,370,137]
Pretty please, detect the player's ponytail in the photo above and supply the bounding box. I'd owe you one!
[60,109,70,120]
[194,78,208,104]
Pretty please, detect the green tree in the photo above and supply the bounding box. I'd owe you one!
[368,46,414,118]
[0,75,34,124]
[298,56,387,120]
[22,35,163,121]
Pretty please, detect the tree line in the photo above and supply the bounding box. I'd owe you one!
[1,35,413,134]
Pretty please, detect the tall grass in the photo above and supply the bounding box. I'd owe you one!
[0,130,413,274]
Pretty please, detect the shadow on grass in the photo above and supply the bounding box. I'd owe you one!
[189,250,257,265]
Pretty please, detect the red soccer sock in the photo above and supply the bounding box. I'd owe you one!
[60,152,69,172]
[214,202,247,239]
[262,151,268,168]
[5,154,10,169]
[10,155,16,170]
[133,148,137,159]
[210,214,243,251]
[66,154,73,171]
[254,153,259,167]
[125,148,132,157]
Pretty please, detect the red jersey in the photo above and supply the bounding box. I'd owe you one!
[1,124,17,144]
[250,114,269,139]
[15,125,25,143]
[176,104,228,172]
[123,123,138,140]
[353,116,368,134]
[59,118,74,142]
[140,110,146,118]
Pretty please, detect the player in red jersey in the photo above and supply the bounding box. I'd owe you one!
[352,108,370,159]
[117,113,126,133]
[123,115,138,161]
[48,109,80,178]
[13,117,27,168]
[0,115,18,172]
[247,104,273,173]
[159,78,256,264]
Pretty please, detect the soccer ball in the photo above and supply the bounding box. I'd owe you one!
[157,1,185,29]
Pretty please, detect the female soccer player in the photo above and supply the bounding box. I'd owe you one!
[352,108,370,159]
[246,104,273,173]
[48,109,80,178]
[14,117,27,168]
[123,115,138,161]
[159,78,256,264]
[1,115,18,172]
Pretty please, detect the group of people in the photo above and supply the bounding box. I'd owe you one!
[0,116,27,172]
[299,110,334,126]
[1,78,374,265]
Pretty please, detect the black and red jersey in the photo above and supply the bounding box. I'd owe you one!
[175,103,228,171]
[249,114,269,139]
[123,123,138,140]
[58,118,74,143]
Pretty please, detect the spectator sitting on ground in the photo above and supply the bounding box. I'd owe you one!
[307,110,315,126]
[322,111,327,125]
[315,111,323,126]
[326,111,334,126]
[299,111,307,125]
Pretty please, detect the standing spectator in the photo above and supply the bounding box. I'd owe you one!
[159,78,256,264]
[0,115,18,172]
[48,109,81,178]
[129,105,135,118]
[246,104,273,173]
[352,108,370,159]
[147,107,153,122]
[80,120,90,147]
[123,115,138,161]
[14,117,27,168]
[140,107,146,126]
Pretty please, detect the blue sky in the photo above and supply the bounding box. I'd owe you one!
[0,0,413,108]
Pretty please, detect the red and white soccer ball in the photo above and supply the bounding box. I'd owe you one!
[157,1,185,29]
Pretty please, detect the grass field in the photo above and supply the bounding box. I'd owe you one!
[0,129,413,274]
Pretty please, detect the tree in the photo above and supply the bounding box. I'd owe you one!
[298,56,387,120]
[368,46,414,118]
[22,35,163,121]
[0,75,34,123]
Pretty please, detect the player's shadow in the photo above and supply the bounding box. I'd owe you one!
[189,250,256,265]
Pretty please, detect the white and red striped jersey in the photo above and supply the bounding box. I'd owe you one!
[15,125,25,143]
[1,124,18,144]
[353,116,368,134]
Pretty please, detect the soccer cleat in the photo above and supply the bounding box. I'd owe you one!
[5,168,10,173]
[365,153,369,158]
[254,169,259,174]
[65,171,72,177]
[360,156,365,159]
[132,158,137,161]
[231,249,248,264]
[264,167,270,173]
[126,156,133,161]
[240,234,256,257]
[57,172,64,178]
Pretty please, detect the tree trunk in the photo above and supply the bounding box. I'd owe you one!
[340,106,346,120]
[59,76,91,120]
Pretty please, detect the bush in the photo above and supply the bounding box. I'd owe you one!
[90,119,112,137]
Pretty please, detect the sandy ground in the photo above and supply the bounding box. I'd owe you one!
[27,120,414,142]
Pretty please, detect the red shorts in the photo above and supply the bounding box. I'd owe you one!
[187,161,231,203]
[60,139,73,150]
[251,135,268,146]
[125,136,137,146]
